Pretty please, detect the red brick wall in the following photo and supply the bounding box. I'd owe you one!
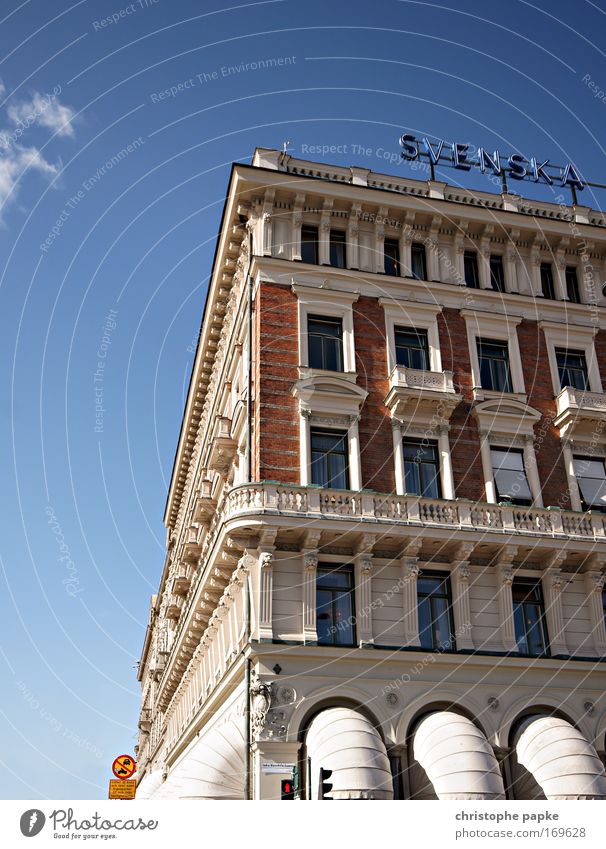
[517,319,571,508]
[254,283,299,483]
[353,296,395,493]
[438,309,486,501]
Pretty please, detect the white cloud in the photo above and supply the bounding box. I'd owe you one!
[0,143,59,219]
[8,91,76,138]
[0,79,5,98]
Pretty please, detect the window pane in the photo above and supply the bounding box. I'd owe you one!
[556,348,588,390]
[513,603,528,653]
[308,317,343,371]
[431,597,452,648]
[417,597,433,649]
[311,430,349,489]
[395,328,429,370]
[316,589,335,643]
[541,263,555,299]
[384,238,400,276]
[490,255,505,292]
[301,226,318,264]
[491,449,524,471]
[333,589,354,644]
[566,267,581,303]
[411,243,427,280]
[576,475,606,508]
[464,251,479,287]
[330,230,346,268]
[525,604,546,655]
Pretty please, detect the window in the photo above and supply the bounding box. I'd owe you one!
[417,571,455,651]
[555,348,588,391]
[394,327,429,370]
[310,429,349,489]
[491,448,532,505]
[384,238,400,276]
[489,255,505,292]
[316,565,355,646]
[301,226,319,265]
[477,338,513,392]
[566,266,581,303]
[410,242,427,280]
[540,262,556,299]
[573,457,606,511]
[307,315,343,371]
[512,579,549,656]
[329,230,346,268]
[403,439,441,499]
[464,250,479,288]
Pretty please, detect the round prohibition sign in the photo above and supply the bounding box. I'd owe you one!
[112,754,136,780]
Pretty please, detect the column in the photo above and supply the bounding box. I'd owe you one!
[319,201,332,265]
[299,410,310,486]
[392,421,405,495]
[451,554,475,650]
[438,424,455,500]
[291,193,305,261]
[454,233,465,285]
[479,239,491,289]
[523,435,543,507]
[554,253,568,300]
[504,247,518,293]
[399,229,412,278]
[401,555,421,646]
[562,437,583,512]
[529,245,543,296]
[348,204,361,269]
[302,551,318,644]
[479,430,496,503]
[374,207,388,274]
[355,551,374,646]
[251,550,274,641]
[542,562,568,655]
[427,218,441,281]
[496,563,518,652]
[348,416,362,491]
[584,570,606,655]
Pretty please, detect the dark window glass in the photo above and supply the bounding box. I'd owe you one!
[566,266,581,303]
[394,327,429,370]
[301,226,319,265]
[490,255,505,292]
[316,565,355,646]
[417,571,455,651]
[310,429,349,490]
[603,589,606,630]
[410,242,427,280]
[512,579,549,656]
[384,238,400,276]
[540,262,556,299]
[464,250,479,288]
[477,338,512,392]
[555,348,588,391]
[329,230,346,268]
[403,439,441,499]
[307,315,343,372]
[573,457,606,511]
[491,448,532,505]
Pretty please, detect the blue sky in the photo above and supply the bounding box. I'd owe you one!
[1,0,606,800]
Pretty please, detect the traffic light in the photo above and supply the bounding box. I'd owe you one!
[280,778,295,800]
[318,767,333,800]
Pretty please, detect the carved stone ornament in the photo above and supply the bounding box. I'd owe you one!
[259,551,274,569]
[304,552,318,571]
[250,675,272,739]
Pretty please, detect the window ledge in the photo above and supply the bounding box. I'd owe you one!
[472,388,527,404]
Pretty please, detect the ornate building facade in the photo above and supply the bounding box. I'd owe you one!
[135,148,606,800]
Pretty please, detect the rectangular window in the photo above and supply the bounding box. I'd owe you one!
[566,266,581,303]
[540,262,556,299]
[491,448,532,505]
[301,226,319,265]
[477,338,513,392]
[555,348,589,391]
[403,439,441,499]
[573,457,606,511]
[394,327,429,370]
[329,230,346,268]
[307,315,343,372]
[410,242,427,280]
[316,565,355,646]
[310,429,349,490]
[384,238,400,276]
[464,250,479,288]
[489,255,505,292]
[512,579,549,656]
[417,571,455,651]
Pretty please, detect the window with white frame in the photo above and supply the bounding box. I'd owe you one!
[380,299,443,375]
[462,310,525,398]
[294,283,358,373]
[490,448,533,505]
[307,315,344,372]
[573,456,606,511]
[310,429,350,490]
[555,348,589,391]
[539,321,601,397]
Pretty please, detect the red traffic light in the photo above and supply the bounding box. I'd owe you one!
[281,779,295,800]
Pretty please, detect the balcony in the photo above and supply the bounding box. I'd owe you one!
[555,386,606,438]
[173,563,193,595]
[165,593,184,620]
[138,707,152,733]
[182,525,203,564]
[208,415,236,473]
[193,479,217,525]
[385,365,461,421]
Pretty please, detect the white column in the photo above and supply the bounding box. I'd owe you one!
[454,233,465,285]
[479,241,491,289]
[427,230,440,281]
[348,416,362,491]
[299,411,310,486]
[262,211,273,256]
[319,213,331,265]
[392,421,405,495]
[438,424,455,499]
[562,438,583,512]
[451,558,475,650]
[496,563,518,652]
[302,551,318,644]
[542,565,568,655]
[554,254,568,300]
[523,435,543,507]
[291,195,304,261]
[253,550,274,641]
[529,248,543,296]
[374,207,388,273]
[584,571,606,655]
[355,552,374,646]
[347,216,359,270]
[479,431,496,503]
[400,231,412,278]
[401,556,421,646]
[504,247,518,293]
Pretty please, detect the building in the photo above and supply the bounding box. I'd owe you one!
[134,147,606,801]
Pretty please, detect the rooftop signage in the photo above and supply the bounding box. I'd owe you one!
[399,132,586,197]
